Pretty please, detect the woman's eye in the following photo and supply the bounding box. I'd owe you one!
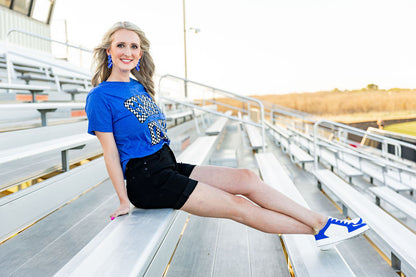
[117,43,125,48]
[132,44,139,49]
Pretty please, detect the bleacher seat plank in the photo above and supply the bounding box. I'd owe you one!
[0,179,117,277]
[0,132,100,191]
[313,169,416,276]
[0,102,85,110]
[339,149,414,192]
[0,157,108,243]
[205,110,232,135]
[18,74,55,84]
[55,208,184,277]
[384,176,414,193]
[358,160,413,192]
[64,88,90,101]
[165,110,193,125]
[255,152,356,277]
[0,121,87,149]
[56,135,220,277]
[0,83,52,102]
[244,119,265,151]
[0,133,95,165]
[387,170,416,191]
[0,83,51,92]
[1,102,86,126]
[319,147,363,183]
[289,144,314,169]
[369,186,416,220]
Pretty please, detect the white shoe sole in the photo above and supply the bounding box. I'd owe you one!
[317,224,369,250]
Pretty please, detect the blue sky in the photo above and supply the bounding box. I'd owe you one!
[52,0,416,95]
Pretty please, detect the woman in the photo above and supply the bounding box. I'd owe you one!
[86,21,368,249]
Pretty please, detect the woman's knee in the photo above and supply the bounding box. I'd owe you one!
[227,195,253,223]
[238,168,261,193]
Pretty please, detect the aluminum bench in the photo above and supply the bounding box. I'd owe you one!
[256,152,356,276]
[205,110,232,135]
[368,186,416,220]
[318,146,363,184]
[288,143,314,169]
[0,102,85,126]
[0,157,108,243]
[0,83,52,102]
[0,132,100,191]
[165,110,193,125]
[63,87,90,101]
[56,135,220,277]
[243,116,266,151]
[313,169,416,276]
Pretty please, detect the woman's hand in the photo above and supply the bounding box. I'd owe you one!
[95,132,131,221]
[110,202,130,220]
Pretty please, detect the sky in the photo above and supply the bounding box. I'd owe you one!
[51,0,416,95]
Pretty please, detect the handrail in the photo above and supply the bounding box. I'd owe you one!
[313,119,416,169]
[270,108,321,135]
[161,95,264,128]
[158,74,266,151]
[5,29,92,84]
[267,118,416,183]
[271,108,318,124]
[314,138,416,181]
[202,98,247,115]
[7,29,92,53]
[265,120,288,138]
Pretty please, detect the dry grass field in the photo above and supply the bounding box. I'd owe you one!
[214,88,416,123]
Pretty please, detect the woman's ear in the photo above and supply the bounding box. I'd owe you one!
[106,49,110,55]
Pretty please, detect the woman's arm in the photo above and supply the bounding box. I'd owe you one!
[96,131,130,220]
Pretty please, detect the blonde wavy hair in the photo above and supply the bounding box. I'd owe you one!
[91,22,156,97]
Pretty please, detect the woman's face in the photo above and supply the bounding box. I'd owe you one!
[107,29,142,73]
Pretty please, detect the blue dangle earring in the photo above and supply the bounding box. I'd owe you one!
[135,59,141,72]
[107,54,113,69]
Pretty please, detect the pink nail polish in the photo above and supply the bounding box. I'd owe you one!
[111,217,115,220]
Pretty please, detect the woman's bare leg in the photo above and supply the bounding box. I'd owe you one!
[180,181,313,234]
[187,165,327,231]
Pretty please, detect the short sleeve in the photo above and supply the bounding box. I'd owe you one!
[85,91,113,136]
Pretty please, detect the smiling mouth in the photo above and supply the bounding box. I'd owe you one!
[121,59,133,63]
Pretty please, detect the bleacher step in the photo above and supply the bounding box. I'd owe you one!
[209,149,237,168]
[0,179,117,277]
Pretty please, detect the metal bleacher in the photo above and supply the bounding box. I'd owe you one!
[1,33,416,277]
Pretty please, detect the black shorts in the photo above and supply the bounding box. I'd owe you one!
[125,144,198,209]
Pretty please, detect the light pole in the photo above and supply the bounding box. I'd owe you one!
[183,0,188,97]
[182,0,200,98]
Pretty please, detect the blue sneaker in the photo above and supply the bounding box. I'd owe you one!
[315,217,369,250]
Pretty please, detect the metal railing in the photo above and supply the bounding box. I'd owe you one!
[5,29,92,84]
[271,108,317,125]
[158,74,267,151]
[313,119,416,169]
[270,108,318,134]
[267,117,416,186]
[313,135,416,185]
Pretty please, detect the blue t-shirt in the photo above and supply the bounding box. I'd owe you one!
[85,78,170,174]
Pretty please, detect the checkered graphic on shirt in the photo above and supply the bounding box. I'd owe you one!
[148,121,168,145]
[158,119,167,134]
[124,94,160,123]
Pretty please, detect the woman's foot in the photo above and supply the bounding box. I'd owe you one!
[315,217,369,250]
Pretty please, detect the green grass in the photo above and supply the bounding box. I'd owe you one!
[384,121,416,137]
